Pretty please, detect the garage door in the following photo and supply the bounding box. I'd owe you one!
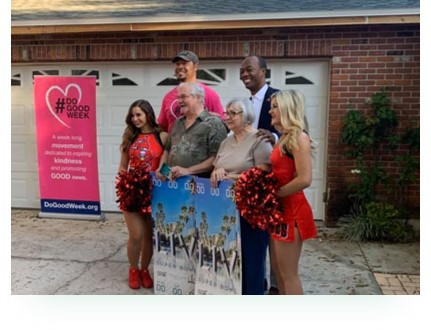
[11,60,328,219]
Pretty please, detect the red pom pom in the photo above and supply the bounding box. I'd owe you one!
[115,166,153,215]
[235,167,284,231]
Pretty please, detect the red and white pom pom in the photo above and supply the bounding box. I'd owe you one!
[235,167,284,231]
[115,166,153,215]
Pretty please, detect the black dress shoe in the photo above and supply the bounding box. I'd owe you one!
[268,286,279,295]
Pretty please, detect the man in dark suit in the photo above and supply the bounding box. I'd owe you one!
[240,55,280,294]
[240,55,279,140]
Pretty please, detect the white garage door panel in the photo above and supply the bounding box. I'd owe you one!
[306,97,327,140]
[97,136,121,173]
[95,102,133,135]
[104,103,131,135]
[280,62,328,94]
[11,60,328,219]
[304,180,324,220]
[11,104,29,134]
[11,135,38,172]
[12,108,36,136]
[311,139,325,180]
[99,177,116,213]
[97,135,122,211]
[12,172,40,208]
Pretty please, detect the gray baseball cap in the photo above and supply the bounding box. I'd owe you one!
[172,50,199,64]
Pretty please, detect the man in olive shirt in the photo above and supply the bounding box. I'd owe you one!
[156,82,227,179]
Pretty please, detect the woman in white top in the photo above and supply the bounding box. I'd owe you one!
[211,97,272,295]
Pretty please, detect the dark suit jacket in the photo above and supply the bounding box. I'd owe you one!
[257,86,279,134]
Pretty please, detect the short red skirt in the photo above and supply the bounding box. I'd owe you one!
[269,192,317,242]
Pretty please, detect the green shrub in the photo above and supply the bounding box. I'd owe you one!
[339,88,420,239]
[339,202,417,243]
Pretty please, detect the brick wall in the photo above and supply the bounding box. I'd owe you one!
[12,23,420,222]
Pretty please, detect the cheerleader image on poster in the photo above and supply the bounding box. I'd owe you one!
[151,175,197,295]
[194,178,241,295]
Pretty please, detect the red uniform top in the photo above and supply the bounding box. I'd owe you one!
[128,133,164,172]
[270,145,317,242]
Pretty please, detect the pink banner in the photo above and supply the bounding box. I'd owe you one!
[34,76,101,217]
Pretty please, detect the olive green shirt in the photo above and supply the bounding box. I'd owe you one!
[166,109,227,177]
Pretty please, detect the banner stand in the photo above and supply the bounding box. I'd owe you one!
[38,212,106,221]
[33,76,103,220]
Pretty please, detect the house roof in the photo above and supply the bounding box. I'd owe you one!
[11,0,420,35]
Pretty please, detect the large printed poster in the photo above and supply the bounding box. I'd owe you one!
[33,76,102,219]
[151,176,197,295]
[194,178,241,295]
[151,176,241,295]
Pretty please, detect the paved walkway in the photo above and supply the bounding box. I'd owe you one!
[7,208,425,334]
[11,209,420,295]
[374,273,420,295]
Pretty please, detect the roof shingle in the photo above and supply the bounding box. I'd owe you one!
[11,0,420,22]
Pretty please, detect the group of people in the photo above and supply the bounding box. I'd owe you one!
[118,50,317,295]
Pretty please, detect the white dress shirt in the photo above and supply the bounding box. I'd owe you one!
[250,83,268,129]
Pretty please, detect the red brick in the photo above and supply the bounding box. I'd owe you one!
[11,24,420,224]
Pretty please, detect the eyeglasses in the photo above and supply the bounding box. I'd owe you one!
[177,94,194,100]
[223,110,243,118]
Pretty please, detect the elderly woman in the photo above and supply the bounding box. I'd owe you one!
[210,97,273,295]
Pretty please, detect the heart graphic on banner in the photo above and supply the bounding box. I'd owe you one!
[45,83,82,128]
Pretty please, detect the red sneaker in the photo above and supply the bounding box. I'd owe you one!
[128,267,141,289]
[141,268,153,289]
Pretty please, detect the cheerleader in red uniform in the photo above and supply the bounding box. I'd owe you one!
[118,100,168,289]
[268,89,317,295]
